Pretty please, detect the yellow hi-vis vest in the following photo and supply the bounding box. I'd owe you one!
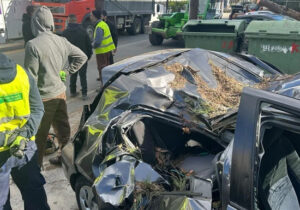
[0,65,33,152]
[94,21,116,55]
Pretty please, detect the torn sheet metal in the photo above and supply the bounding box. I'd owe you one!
[93,152,169,207]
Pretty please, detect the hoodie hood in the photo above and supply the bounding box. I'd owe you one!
[31,6,54,37]
[0,53,17,84]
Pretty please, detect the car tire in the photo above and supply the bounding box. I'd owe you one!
[75,176,99,210]
[149,21,164,45]
[127,18,142,35]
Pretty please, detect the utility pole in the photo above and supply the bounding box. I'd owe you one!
[189,0,199,19]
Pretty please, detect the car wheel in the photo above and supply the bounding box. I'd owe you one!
[75,176,99,210]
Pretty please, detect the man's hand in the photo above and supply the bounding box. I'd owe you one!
[112,49,117,55]
[60,71,67,82]
[9,136,29,159]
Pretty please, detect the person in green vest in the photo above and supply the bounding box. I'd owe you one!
[0,53,50,209]
[90,10,116,87]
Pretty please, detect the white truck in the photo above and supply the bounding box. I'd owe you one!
[0,0,30,43]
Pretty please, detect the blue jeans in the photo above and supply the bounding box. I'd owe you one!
[268,175,300,210]
[0,142,50,210]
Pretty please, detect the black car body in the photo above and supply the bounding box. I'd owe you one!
[62,49,300,210]
[235,11,295,24]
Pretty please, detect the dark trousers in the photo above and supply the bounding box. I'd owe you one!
[36,96,70,166]
[109,52,114,65]
[3,152,50,210]
[96,52,111,83]
[70,63,88,96]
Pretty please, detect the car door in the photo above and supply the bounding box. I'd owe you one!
[227,87,300,210]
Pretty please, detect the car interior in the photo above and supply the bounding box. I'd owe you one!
[257,116,300,209]
[126,117,227,203]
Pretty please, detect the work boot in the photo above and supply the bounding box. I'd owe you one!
[49,156,62,166]
[82,95,88,101]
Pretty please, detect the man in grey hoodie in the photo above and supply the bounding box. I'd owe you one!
[25,6,87,166]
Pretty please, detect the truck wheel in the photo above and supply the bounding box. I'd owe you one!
[127,18,142,35]
[75,176,99,210]
[149,21,164,45]
[141,17,150,34]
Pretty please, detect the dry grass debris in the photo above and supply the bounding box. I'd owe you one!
[165,61,247,117]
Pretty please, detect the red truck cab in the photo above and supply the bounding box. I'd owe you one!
[32,0,95,32]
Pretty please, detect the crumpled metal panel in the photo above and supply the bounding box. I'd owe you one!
[93,153,168,207]
[267,74,300,100]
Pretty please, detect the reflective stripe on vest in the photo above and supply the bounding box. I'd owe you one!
[94,21,116,54]
[0,65,32,152]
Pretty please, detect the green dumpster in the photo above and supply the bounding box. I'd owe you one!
[182,19,247,53]
[245,20,300,74]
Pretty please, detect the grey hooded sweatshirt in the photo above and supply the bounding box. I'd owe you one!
[24,6,87,99]
[0,53,44,141]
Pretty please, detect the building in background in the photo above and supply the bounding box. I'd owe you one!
[0,0,31,43]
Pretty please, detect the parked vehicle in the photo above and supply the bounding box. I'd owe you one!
[0,0,31,43]
[31,0,154,38]
[62,48,300,210]
[235,11,295,24]
[148,0,224,46]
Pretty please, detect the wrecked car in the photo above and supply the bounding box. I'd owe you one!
[61,48,300,210]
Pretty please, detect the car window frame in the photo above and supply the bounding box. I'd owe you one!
[227,87,300,210]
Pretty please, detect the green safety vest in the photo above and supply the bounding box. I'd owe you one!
[94,21,116,54]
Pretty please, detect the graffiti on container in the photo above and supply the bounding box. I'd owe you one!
[222,40,234,49]
[261,43,299,54]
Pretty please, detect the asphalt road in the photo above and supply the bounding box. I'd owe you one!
[5,33,184,210]
[4,33,184,113]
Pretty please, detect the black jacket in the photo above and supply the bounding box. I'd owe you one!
[106,20,118,47]
[22,14,34,44]
[62,23,93,60]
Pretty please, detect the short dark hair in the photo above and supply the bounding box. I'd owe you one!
[101,10,107,17]
[68,14,77,23]
[92,10,102,19]
[26,5,34,15]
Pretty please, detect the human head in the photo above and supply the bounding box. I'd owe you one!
[26,5,35,16]
[68,14,77,24]
[91,10,101,22]
[31,6,54,37]
[100,10,107,21]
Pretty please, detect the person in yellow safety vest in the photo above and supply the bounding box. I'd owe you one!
[0,53,50,210]
[90,10,116,87]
